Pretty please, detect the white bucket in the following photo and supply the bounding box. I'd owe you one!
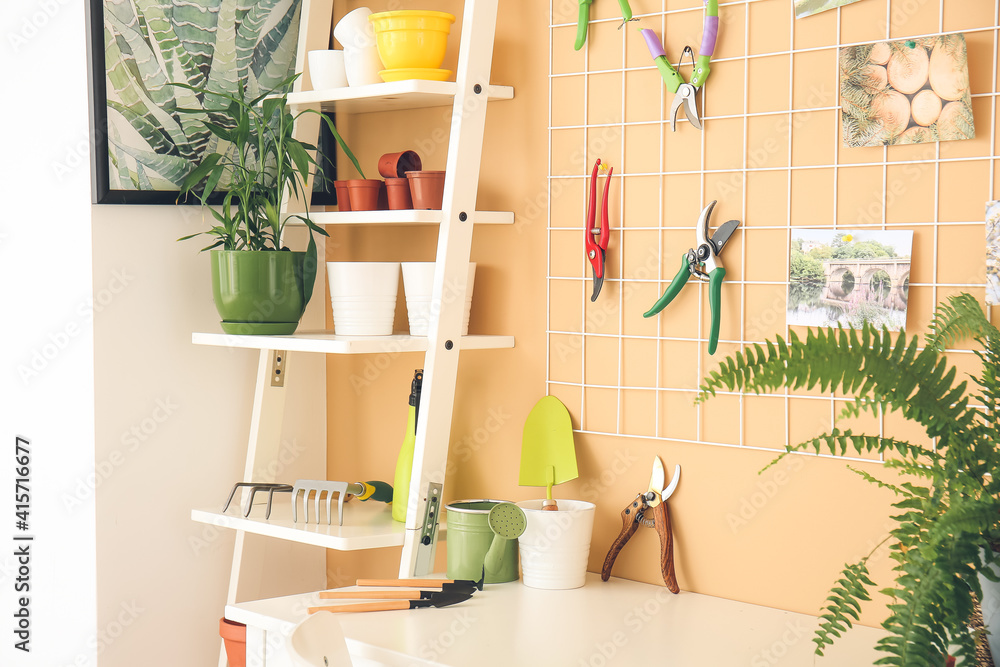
[516,499,595,590]
[327,262,399,336]
[401,262,475,336]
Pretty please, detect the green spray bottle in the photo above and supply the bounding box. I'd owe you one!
[392,369,423,523]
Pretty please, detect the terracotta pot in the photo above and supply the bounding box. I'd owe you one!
[378,150,422,178]
[333,180,352,212]
[405,170,446,210]
[377,180,389,210]
[385,177,413,209]
[219,618,246,667]
[345,179,383,211]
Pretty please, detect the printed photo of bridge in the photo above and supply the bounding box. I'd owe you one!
[788,229,913,331]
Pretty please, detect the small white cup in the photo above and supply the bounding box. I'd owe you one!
[343,46,383,87]
[308,50,348,90]
[333,7,376,49]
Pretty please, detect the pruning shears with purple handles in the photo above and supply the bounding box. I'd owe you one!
[640,0,719,130]
[575,0,638,50]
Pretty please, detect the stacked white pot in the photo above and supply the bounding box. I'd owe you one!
[333,7,382,86]
[327,262,399,335]
[401,262,475,336]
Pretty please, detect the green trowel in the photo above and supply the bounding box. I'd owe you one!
[519,396,579,511]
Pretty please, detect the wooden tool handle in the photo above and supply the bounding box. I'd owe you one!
[653,501,679,594]
[320,590,419,600]
[357,578,449,588]
[308,600,410,614]
[601,496,642,581]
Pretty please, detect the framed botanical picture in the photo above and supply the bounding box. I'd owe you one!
[85,0,304,204]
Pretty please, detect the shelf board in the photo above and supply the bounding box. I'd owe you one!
[192,500,439,551]
[192,331,515,354]
[292,210,513,226]
[286,80,513,114]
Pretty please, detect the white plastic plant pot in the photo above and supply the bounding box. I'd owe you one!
[327,262,399,336]
[515,499,596,590]
[333,7,376,49]
[307,50,348,89]
[343,46,383,86]
[402,262,475,336]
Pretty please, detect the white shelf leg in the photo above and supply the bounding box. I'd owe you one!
[399,0,502,577]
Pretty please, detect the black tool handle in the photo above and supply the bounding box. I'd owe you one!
[601,495,643,581]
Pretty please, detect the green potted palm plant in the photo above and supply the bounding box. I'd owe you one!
[175,75,362,334]
[697,293,1000,666]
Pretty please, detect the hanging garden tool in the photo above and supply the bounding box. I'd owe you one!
[644,201,739,355]
[640,0,719,130]
[585,159,612,302]
[601,456,681,593]
[574,0,638,50]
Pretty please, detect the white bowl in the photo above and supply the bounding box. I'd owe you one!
[333,7,376,49]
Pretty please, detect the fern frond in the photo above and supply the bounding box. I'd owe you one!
[925,293,995,351]
[847,466,909,496]
[814,560,875,655]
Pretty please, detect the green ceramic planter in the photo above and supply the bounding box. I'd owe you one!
[445,500,519,584]
[210,250,309,335]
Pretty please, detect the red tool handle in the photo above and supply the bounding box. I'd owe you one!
[601,495,643,581]
[652,501,679,593]
[585,160,612,279]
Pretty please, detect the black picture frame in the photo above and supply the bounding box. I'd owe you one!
[85,0,329,206]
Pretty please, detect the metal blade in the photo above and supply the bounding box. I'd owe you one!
[697,200,718,248]
[709,219,740,256]
[648,456,665,496]
[418,591,473,609]
[591,274,604,301]
[683,94,702,130]
[662,464,681,501]
[437,583,476,596]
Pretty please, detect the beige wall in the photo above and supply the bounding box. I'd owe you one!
[320,0,1000,631]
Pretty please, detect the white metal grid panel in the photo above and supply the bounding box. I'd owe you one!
[546,0,999,461]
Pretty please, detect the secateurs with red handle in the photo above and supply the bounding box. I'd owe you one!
[601,456,681,593]
[644,200,740,355]
[585,159,612,302]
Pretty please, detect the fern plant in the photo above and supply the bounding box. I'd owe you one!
[696,293,1000,666]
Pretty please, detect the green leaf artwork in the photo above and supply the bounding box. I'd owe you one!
[101,0,302,191]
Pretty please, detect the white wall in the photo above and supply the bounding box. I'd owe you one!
[0,2,97,666]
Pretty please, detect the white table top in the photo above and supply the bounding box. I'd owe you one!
[228,574,885,666]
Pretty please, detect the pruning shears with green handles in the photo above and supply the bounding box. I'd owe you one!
[640,0,719,130]
[643,201,740,355]
[575,0,637,50]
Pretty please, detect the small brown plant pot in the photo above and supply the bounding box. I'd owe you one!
[378,150,422,178]
[333,180,352,212]
[346,179,383,211]
[219,618,246,667]
[377,180,389,210]
[385,177,413,209]
[405,170,446,210]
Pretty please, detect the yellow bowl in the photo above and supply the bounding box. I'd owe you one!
[368,10,456,71]
[379,68,452,83]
